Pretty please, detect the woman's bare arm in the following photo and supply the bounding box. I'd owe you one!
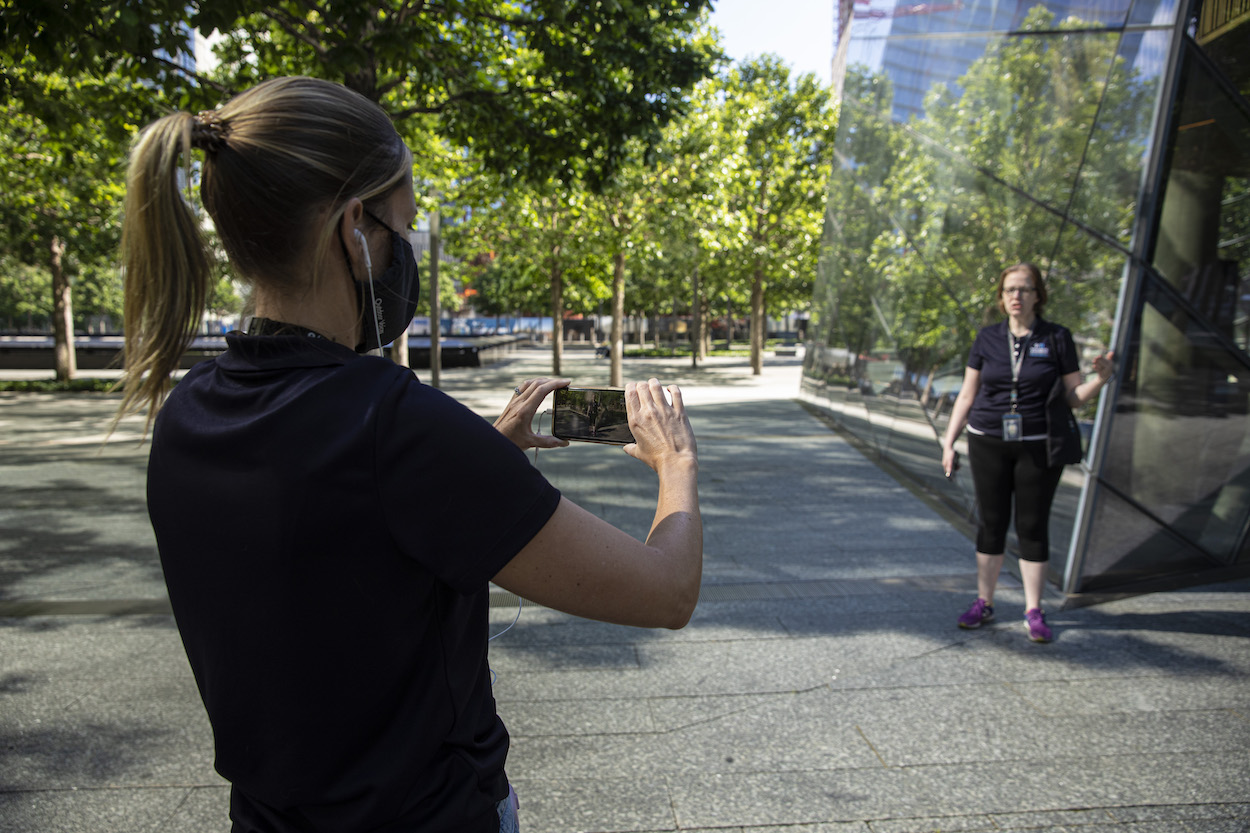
[940,366,981,477]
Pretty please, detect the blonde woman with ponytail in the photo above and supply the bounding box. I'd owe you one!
[119,77,701,833]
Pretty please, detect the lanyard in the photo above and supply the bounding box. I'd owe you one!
[1006,327,1030,412]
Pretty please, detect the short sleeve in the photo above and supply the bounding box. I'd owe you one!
[373,374,561,593]
[967,327,989,370]
[1057,326,1080,375]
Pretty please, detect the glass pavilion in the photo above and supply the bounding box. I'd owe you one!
[804,0,1250,601]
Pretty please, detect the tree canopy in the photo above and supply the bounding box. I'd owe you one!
[1,2,835,386]
[3,0,721,192]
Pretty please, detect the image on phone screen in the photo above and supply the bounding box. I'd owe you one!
[552,387,634,445]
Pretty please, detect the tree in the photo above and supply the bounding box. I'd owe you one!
[216,2,718,191]
[2,0,229,113]
[446,172,603,375]
[459,258,550,321]
[717,57,835,375]
[0,256,50,331]
[0,62,157,379]
[644,75,728,366]
[4,1,720,376]
[807,68,894,384]
[4,1,719,193]
[596,168,650,387]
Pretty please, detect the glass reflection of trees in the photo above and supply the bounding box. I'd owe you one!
[809,7,1158,438]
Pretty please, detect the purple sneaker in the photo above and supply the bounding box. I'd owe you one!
[957,598,994,629]
[1025,608,1052,642]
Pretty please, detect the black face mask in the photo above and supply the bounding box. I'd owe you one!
[350,209,420,354]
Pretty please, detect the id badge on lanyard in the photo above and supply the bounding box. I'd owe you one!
[1003,328,1027,442]
[1002,411,1023,441]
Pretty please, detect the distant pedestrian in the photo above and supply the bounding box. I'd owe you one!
[940,262,1113,642]
[116,75,702,833]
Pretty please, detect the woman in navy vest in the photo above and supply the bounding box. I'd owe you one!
[940,263,1113,642]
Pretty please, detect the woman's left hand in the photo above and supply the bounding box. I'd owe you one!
[494,377,571,451]
[1092,350,1116,382]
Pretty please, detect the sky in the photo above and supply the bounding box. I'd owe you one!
[707,0,835,84]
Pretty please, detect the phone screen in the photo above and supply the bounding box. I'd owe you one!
[552,387,634,445]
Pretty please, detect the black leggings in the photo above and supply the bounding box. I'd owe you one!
[966,433,1064,562]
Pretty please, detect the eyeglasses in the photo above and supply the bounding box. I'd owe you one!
[1002,287,1036,296]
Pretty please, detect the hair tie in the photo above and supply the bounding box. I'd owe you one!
[191,110,229,154]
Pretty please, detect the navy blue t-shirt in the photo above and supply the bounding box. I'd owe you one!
[146,334,561,833]
[966,318,1079,438]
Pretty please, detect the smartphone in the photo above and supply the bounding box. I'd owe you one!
[552,387,635,445]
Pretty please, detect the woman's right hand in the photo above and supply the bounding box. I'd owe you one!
[622,378,697,473]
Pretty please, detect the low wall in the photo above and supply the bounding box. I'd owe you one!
[0,334,531,371]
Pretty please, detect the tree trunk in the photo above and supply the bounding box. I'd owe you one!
[50,235,76,382]
[750,270,764,376]
[393,331,409,368]
[922,363,939,407]
[691,264,702,368]
[549,214,564,376]
[550,265,564,376]
[428,207,442,386]
[669,293,679,354]
[610,250,625,387]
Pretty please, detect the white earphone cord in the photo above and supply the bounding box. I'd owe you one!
[355,228,384,355]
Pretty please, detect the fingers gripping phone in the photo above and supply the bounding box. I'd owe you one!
[552,387,635,445]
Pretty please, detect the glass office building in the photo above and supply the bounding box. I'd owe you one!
[805,0,1250,601]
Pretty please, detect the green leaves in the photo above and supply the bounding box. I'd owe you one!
[5,1,719,190]
[2,1,828,368]
[712,57,835,368]
[196,1,718,191]
[0,61,143,327]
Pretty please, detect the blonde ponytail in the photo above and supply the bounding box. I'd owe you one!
[116,112,212,430]
[114,77,410,433]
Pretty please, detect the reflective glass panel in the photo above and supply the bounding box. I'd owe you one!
[1065,31,1167,248]
[1151,42,1250,321]
[1219,176,1250,354]
[1099,275,1250,564]
[850,4,1145,124]
[856,0,1137,37]
[1128,0,1180,26]
[1045,226,1124,359]
[834,70,904,180]
[1078,477,1218,591]
[878,28,1128,214]
[812,0,1250,594]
